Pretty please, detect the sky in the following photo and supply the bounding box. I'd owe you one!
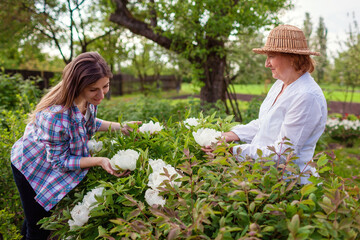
[278,0,360,59]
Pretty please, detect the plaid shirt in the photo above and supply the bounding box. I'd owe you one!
[11,103,103,211]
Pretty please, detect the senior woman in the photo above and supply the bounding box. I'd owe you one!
[205,25,327,184]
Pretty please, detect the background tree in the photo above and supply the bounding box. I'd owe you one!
[109,0,291,106]
[0,0,59,70]
[303,12,313,47]
[1,0,121,64]
[314,17,328,83]
[333,13,360,107]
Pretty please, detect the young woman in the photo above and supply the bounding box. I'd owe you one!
[203,25,327,184]
[11,52,140,239]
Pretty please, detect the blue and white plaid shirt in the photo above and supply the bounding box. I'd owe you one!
[11,103,103,211]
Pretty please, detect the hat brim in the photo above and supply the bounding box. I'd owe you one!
[252,48,320,56]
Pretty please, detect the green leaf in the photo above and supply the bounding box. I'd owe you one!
[262,226,275,232]
[288,214,300,233]
[317,155,328,167]
[264,161,276,166]
[300,199,315,206]
[300,184,317,197]
[318,166,332,173]
[249,202,255,212]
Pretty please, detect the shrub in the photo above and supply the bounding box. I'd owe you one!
[0,73,42,236]
[0,72,42,112]
[0,208,22,240]
[325,114,360,147]
[97,96,229,123]
[40,113,360,239]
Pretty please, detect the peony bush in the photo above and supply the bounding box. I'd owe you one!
[40,113,360,239]
[325,114,360,147]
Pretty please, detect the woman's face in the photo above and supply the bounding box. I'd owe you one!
[265,53,294,81]
[79,77,110,106]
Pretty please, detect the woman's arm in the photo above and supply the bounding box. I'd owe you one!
[97,120,121,131]
[97,120,142,135]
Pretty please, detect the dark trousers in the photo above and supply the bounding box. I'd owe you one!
[11,164,51,240]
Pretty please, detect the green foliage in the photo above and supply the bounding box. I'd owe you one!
[242,96,264,124]
[0,72,42,113]
[313,17,328,83]
[0,209,22,240]
[97,96,229,123]
[0,73,41,236]
[40,114,360,239]
[332,14,360,102]
[0,108,29,235]
[325,114,360,147]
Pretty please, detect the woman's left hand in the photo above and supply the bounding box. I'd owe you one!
[121,121,142,135]
[98,157,131,177]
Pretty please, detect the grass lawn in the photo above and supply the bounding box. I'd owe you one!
[180,83,360,103]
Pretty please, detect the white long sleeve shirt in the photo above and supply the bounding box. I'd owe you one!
[231,72,327,184]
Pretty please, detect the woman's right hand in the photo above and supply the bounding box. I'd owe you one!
[221,131,240,142]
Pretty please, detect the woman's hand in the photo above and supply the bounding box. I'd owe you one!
[221,131,240,142]
[200,132,237,154]
[98,157,131,177]
[121,121,142,135]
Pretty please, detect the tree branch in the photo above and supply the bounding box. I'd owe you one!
[109,0,173,51]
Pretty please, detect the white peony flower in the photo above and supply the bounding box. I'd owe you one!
[110,149,140,171]
[183,117,200,129]
[145,189,166,207]
[83,187,104,210]
[139,121,164,134]
[88,140,103,153]
[149,159,166,172]
[192,128,222,147]
[69,203,90,229]
[148,164,181,190]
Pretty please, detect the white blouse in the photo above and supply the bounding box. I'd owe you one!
[231,72,327,184]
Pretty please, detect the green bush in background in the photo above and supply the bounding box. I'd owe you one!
[98,96,230,123]
[0,73,42,238]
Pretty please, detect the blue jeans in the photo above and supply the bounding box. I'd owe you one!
[11,164,51,240]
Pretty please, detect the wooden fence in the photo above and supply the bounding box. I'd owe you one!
[3,69,180,96]
[111,74,180,95]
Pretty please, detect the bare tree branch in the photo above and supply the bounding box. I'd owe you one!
[67,0,74,60]
[110,0,175,52]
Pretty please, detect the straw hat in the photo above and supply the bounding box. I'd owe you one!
[253,25,320,56]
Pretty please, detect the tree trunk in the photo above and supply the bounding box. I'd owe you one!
[199,53,227,103]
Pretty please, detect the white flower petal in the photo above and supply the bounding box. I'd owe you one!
[110,149,139,170]
[70,203,90,227]
[145,189,166,207]
[192,128,222,147]
[183,117,200,129]
[139,121,164,134]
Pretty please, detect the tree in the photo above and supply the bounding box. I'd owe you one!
[109,0,291,105]
[314,17,328,83]
[1,0,121,64]
[333,13,360,107]
[303,12,313,47]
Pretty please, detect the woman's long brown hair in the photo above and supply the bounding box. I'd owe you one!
[28,52,112,123]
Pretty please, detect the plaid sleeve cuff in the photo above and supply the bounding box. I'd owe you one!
[95,118,103,132]
[63,155,82,171]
